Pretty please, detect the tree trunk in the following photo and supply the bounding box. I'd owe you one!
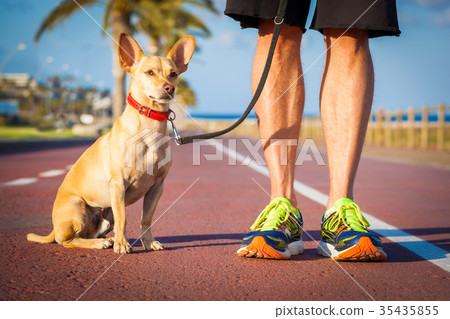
[111,9,131,122]
[147,37,158,56]
[111,56,125,120]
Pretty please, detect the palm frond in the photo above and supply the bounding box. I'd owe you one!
[34,0,98,42]
[173,9,211,36]
[134,5,170,50]
[181,0,219,15]
[103,0,114,32]
[136,0,212,55]
[103,0,135,35]
[176,77,196,107]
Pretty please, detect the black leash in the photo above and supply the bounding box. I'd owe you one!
[172,0,288,145]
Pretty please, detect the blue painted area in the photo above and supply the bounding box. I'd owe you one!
[190,112,257,119]
[191,111,450,122]
[190,112,318,120]
[0,100,18,115]
[370,112,450,122]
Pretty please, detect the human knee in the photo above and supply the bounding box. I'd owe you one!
[258,19,302,44]
[323,28,369,54]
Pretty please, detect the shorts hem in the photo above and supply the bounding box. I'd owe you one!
[225,10,274,22]
[310,24,401,38]
[224,10,307,33]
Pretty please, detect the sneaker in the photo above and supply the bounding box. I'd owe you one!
[237,197,304,259]
[317,198,387,261]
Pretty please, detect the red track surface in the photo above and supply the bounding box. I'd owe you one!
[0,138,449,301]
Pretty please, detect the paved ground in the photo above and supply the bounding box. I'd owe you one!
[0,134,449,301]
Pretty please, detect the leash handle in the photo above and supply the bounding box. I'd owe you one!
[176,0,289,145]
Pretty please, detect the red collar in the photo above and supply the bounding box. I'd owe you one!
[127,94,172,121]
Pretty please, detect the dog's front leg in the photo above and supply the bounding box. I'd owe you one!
[110,181,131,254]
[141,180,164,251]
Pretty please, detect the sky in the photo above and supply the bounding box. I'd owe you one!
[0,0,449,116]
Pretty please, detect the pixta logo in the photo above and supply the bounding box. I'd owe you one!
[125,128,171,175]
[192,138,325,166]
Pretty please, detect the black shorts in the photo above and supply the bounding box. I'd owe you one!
[224,0,401,38]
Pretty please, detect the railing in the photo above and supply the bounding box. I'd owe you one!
[301,104,450,151]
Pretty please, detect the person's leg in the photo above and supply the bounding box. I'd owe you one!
[253,19,305,207]
[320,28,374,210]
[317,28,386,261]
[237,20,305,259]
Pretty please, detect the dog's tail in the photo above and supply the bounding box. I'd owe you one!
[27,230,55,244]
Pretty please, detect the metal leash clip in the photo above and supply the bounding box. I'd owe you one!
[168,110,182,145]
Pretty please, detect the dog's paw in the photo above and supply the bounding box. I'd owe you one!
[113,238,132,254]
[151,240,164,251]
[92,238,113,249]
[141,238,164,251]
[101,238,114,249]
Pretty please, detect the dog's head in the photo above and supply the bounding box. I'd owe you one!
[119,33,195,106]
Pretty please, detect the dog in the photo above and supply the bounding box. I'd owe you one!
[27,33,195,254]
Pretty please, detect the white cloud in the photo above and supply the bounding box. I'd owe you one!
[406,0,450,8]
[214,31,235,47]
[433,7,450,25]
[398,0,450,26]
[398,12,420,24]
[211,30,257,51]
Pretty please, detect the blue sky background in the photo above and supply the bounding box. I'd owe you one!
[0,0,449,116]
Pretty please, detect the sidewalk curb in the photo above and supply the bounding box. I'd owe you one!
[0,137,97,155]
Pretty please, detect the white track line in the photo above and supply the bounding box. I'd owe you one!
[1,164,74,187]
[206,139,450,273]
[39,169,66,177]
[0,177,38,187]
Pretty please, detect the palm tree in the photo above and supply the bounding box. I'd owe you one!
[133,0,213,55]
[35,0,217,120]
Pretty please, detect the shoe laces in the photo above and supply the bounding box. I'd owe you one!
[250,199,300,232]
[326,202,370,233]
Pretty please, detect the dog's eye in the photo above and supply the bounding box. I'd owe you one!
[169,71,178,78]
[146,70,154,76]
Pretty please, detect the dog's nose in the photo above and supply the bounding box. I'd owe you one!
[164,84,175,95]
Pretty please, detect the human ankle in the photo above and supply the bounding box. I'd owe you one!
[271,195,297,207]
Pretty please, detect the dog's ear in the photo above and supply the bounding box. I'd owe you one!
[119,33,145,73]
[167,36,195,74]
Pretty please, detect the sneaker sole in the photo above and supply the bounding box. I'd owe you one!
[317,237,387,261]
[237,236,304,260]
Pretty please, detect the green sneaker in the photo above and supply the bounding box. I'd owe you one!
[317,198,387,261]
[237,197,304,259]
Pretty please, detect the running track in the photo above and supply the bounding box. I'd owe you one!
[0,136,449,300]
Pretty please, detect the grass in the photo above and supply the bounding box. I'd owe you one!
[0,126,86,139]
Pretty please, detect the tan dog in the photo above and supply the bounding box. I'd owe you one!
[27,33,195,254]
